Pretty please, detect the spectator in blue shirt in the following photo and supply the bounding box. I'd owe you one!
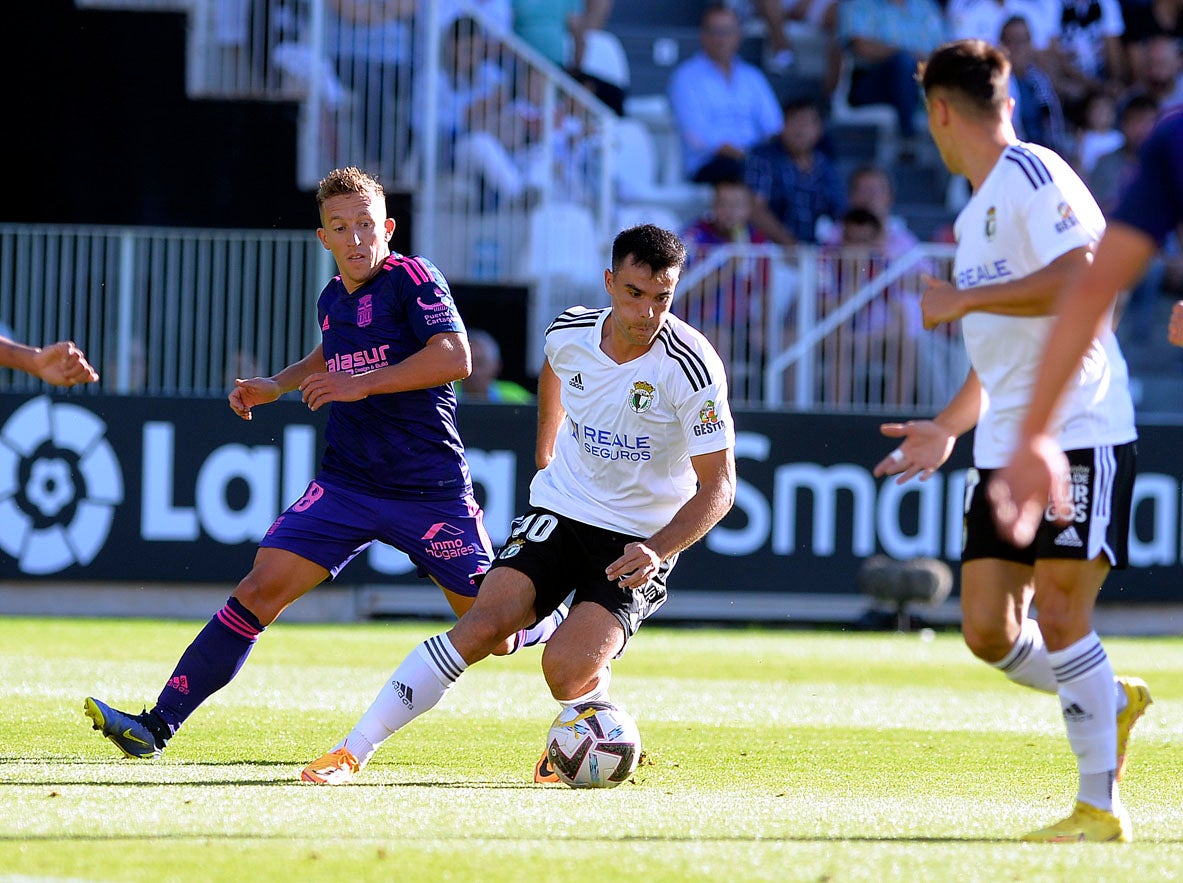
[745,98,846,244]
[837,0,947,141]
[668,4,784,183]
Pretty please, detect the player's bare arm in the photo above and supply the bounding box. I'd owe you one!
[534,358,565,470]
[990,223,1159,544]
[1,337,99,387]
[230,344,327,420]
[922,249,1092,330]
[609,447,736,590]
[299,331,470,412]
[875,369,981,483]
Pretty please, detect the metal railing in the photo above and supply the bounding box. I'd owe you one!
[3,226,967,414]
[678,242,967,413]
[0,225,330,396]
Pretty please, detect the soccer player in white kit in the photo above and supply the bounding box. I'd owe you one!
[872,40,1151,842]
[301,224,737,786]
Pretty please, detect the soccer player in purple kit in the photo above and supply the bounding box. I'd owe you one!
[84,167,564,760]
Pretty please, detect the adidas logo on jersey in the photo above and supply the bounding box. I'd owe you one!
[568,373,584,390]
[1054,526,1084,548]
[394,681,414,709]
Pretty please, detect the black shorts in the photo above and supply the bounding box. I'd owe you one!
[487,507,675,649]
[962,442,1135,568]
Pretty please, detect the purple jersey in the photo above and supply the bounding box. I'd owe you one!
[317,252,470,499]
[1111,110,1183,247]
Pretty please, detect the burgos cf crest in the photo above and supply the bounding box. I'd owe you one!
[627,380,656,414]
[985,206,997,241]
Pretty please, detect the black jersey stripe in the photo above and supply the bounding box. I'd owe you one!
[546,308,603,335]
[658,325,712,391]
[1004,145,1052,189]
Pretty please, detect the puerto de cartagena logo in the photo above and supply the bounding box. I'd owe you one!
[0,396,123,574]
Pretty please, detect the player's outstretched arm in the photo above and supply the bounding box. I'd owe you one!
[1,337,99,387]
[230,344,326,420]
[608,447,737,590]
[535,358,565,470]
[874,369,981,484]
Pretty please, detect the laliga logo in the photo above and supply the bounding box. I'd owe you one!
[0,396,123,574]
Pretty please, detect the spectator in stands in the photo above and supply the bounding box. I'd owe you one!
[456,329,534,402]
[745,97,845,245]
[668,4,784,183]
[683,177,770,250]
[0,334,98,387]
[326,0,415,176]
[821,165,920,259]
[836,0,947,145]
[1132,33,1183,110]
[511,0,612,70]
[1089,93,1162,342]
[1075,88,1125,174]
[1089,92,1160,211]
[1000,13,1071,155]
[1122,0,1183,83]
[1044,0,1128,112]
[947,0,1055,45]
[680,177,772,401]
[750,0,840,94]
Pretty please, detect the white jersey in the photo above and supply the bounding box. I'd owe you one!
[530,307,735,538]
[954,141,1136,468]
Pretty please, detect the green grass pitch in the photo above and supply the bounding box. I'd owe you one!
[1,616,1181,882]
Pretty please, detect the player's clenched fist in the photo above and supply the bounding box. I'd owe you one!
[229,376,280,420]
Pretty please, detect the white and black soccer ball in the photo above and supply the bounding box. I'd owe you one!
[546,700,641,789]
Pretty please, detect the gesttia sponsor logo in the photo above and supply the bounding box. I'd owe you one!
[325,344,391,374]
[1055,201,1080,233]
[577,422,652,461]
[694,399,726,436]
[421,521,478,560]
[0,396,124,575]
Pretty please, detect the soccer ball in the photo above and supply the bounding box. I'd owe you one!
[546,700,641,789]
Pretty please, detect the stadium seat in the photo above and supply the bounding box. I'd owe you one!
[518,202,605,284]
[611,117,709,215]
[829,53,900,166]
[579,30,631,90]
[614,202,685,235]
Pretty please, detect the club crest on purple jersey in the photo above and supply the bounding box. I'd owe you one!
[357,293,373,327]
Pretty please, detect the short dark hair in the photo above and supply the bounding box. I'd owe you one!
[782,96,820,117]
[612,225,687,275]
[842,207,883,232]
[1119,92,1160,122]
[918,39,1011,118]
[700,3,736,27]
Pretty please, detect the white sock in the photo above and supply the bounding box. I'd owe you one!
[344,633,468,766]
[512,604,569,652]
[1048,631,1118,812]
[559,664,612,707]
[993,618,1057,693]
[1114,679,1129,714]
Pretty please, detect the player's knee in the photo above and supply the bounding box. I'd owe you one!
[541,655,596,702]
[961,618,1014,664]
[231,572,287,626]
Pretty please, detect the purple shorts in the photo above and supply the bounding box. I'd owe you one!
[259,478,493,596]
